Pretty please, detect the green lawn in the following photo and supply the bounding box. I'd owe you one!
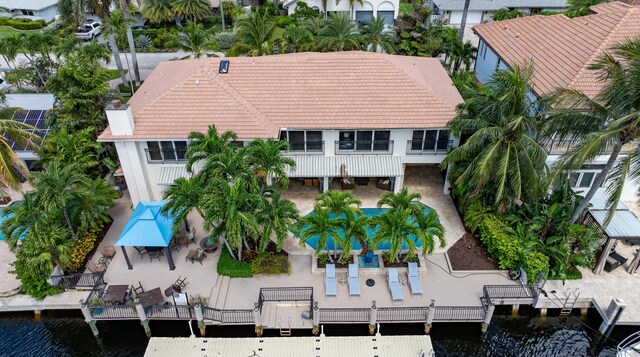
[106,69,129,80]
[0,26,39,38]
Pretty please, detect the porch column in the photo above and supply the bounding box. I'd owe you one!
[121,246,133,270]
[443,165,452,195]
[393,175,404,193]
[594,238,616,275]
[165,247,176,271]
[323,176,330,192]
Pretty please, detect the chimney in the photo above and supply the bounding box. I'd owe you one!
[106,99,135,135]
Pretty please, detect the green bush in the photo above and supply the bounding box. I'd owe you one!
[217,248,253,278]
[20,274,63,299]
[250,252,290,275]
[521,250,549,284]
[0,107,20,119]
[66,230,98,273]
[0,18,46,30]
[318,253,330,265]
[478,214,521,270]
[213,32,238,50]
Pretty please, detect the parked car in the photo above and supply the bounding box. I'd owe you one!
[75,22,101,40]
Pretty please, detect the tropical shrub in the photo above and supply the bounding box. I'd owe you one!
[65,230,98,273]
[12,259,63,299]
[478,214,521,270]
[318,253,330,265]
[250,252,291,275]
[0,18,46,30]
[213,32,238,50]
[136,34,152,49]
[463,201,492,234]
[521,251,549,284]
[217,248,252,278]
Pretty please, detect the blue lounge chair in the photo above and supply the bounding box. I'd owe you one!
[348,263,361,296]
[408,262,423,295]
[325,264,337,296]
[388,268,403,301]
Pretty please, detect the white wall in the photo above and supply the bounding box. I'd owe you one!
[447,10,484,25]
[36,5,58,22]
[287,0,399,20]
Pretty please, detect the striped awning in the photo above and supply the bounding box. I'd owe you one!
[287,155,403,178]
[157,165,190,185]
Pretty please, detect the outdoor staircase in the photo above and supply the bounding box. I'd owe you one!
[279,316,292,337]
[560,288,580,316]
[210,276,231,310]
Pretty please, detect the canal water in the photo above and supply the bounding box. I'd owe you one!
[0,308,635,356]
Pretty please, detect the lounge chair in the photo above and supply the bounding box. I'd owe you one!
[348,263,361,296]
[325,264,337,296]
[387,268,403,301]
[87,261,106,273]
[97,244,116,259]
[407,262,423,295]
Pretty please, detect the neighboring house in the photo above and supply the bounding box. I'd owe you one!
[284,0,399,24]
[4,93,55,170]
[432,0,567,26]
[98,52,463,206]
[0,0,59,22]
[473,1,640,200]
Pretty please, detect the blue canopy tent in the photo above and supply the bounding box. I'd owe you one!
[115,201,177,270]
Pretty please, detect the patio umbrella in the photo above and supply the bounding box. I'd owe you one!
[115,201,177,270]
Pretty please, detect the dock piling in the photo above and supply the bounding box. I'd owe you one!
[481,303,495,333]
[253,303,263,337]
[598,298,626,337]
[512,305,519,316]
[312,302,319,336]
[424,300,435,334]
[135,302,151,337]
[80,299,99,338]
[369,301,377,335]
[194,304,206,336]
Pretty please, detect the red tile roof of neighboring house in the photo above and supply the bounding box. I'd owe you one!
[473,1,640,99]
[99,52,463,140]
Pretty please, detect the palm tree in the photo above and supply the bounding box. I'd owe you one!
[177,22,217,58]
[0,119,43,197]
[161,175,206,232]
[318,12,360,51]
[1,192,42,250]
[372,208,420,262]
[491,8,524,21]
[360,16,395,53]
[339,208,370,256]
[228,10,277,56]
[201,147,257,188]
[258,190,299,252]
[335,0,363,19]
[414,209,445,256]
[141,0,175,23]
[58,0,86,27]
[458,0,470,41]
[541,38,640,225]
[280,24,314,53]
[185,124,237,173]
[565,0,604,17]
[69,178,118,234]
[202,177,262,260]
[0,36,20,69]
[315,190,362,215]
[102,10,133,85]
[297,206,341,262]
[53,36,82,61]
[77,41,112,64]
[442,63,547,211]
[115,1,141,85]
[16,215,72,276]
[450,41,476,73]
[247,138,296,188]
[30,162,86,240]
[172,0,212,22]
[377,187,422,215]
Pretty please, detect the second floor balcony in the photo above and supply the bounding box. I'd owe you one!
[335,140,394,154]
[145,148,187,164]
[282,141,325,155]
[541,139,637,156]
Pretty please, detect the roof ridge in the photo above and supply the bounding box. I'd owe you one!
[566,7,634,91]
[382,55,458,111]
[203,64,280,137]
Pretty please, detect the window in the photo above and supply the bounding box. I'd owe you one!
[146,141,188,163]
[374,131,391,151]
[339,131,355,150]
[147,141,162,161]
[280,130,323,152]
[568,170,603,188]
[356,131,372,151]
[339,130,391,152]
[306,131,322,151]
[174,141,187,160]
[410,129,449,152]
[377,11,395,26]
[436,130,450,150]
[21,10,34,16]
[288,131,305,151]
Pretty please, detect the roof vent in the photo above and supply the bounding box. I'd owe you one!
[219,60,229,74]
[503,24,508,29]
[515,32,521,38]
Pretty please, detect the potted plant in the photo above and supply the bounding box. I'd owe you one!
[88,297,105,315]
[189,294,209,313]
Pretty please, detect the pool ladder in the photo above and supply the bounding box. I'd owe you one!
[279,316,292,336]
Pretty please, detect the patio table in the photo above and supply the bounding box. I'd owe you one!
[139,287,165,308]
[103,285,130,304]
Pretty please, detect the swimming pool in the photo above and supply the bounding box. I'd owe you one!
[0,201,20,241]
[298,206,434,251]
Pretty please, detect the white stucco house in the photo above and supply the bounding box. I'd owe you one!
[98,52,463,206]
[473,1,640,201]
[284,0,399,24]
[432,0,567,26]
[0,0,59,22]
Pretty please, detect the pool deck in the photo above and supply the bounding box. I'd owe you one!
[0,182,31,298]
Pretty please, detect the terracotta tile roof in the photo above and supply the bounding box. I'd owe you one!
[473,1,640,99]
[99,52,463,140]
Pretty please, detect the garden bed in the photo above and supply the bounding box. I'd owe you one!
[66,218,114,274]
[218,241,290,277]
[383,254,419,268]
[317,254,354,269]
[447,232,499,271]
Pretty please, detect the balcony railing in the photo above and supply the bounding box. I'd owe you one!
[335,140,394,154]
[282,141,325,155]
[541,140,637,155]
[145,149,187,164]
[49,272,104,290]
[406,140,452,155]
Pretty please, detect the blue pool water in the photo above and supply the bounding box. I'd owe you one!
[0,201,20,241]
[299,206,433,251]
[357,254,380,268]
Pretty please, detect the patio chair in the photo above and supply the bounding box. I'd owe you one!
[407,262,423,295]
[133,281,144,297]
[168,237,180,253]
[97,244,116,260]
[172,276,188,293]
[194,248,206,265]
[148,250,163,262]
[87,261,106,273]
[348,263,361,296]
[134,246,148,259]
[179,227,197,248]
[325,264,337,296]
[387,268,404,301]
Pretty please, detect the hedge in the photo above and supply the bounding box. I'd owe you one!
[217,248,252,278]
[250,252,290,275]
[0,18,46,30]
[478,214,521,270]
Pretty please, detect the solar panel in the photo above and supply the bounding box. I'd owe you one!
[6,110,52,152]
[35,119,48,129]
[24,119,39,127]
[26,110,42,120]
[12,110,27,120]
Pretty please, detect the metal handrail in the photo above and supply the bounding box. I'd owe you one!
[318,307,370,323]
[433,306,485,322]
[50,272,104,290]
[281,141,325,155]
[483,285,538,300]
[258,287,314,304]
[376,307,429,322]
[406,140,452,155]
[335,140,394,154]
[541,139,636,155]
[144,148,187,164]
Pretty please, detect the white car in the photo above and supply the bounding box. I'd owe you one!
[75,22,101,40]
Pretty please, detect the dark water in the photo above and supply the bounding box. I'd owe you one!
[0,308,635,357]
